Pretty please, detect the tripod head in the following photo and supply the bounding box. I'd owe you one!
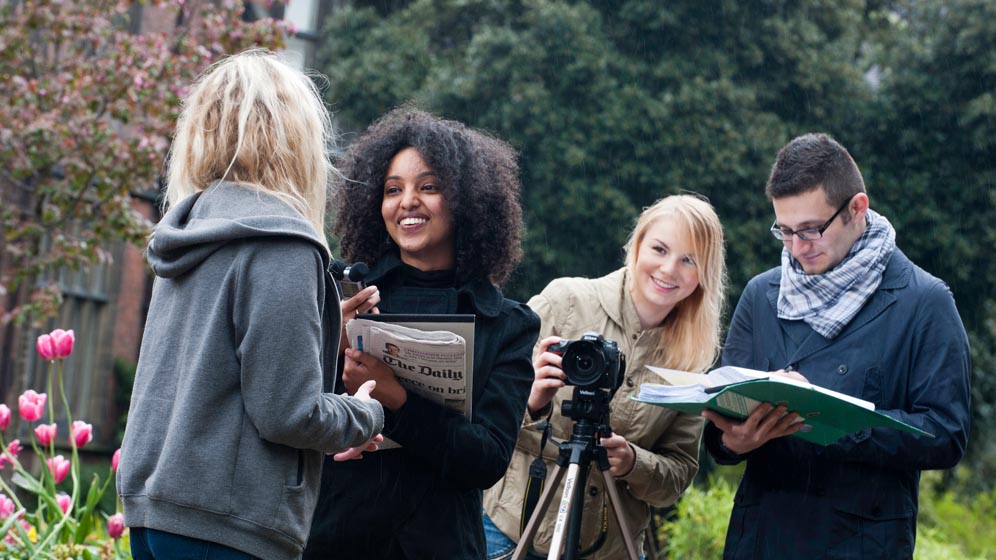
[560,385,615,445]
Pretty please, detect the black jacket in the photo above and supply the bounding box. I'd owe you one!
[304,254,540,559]
[705,250,970,559]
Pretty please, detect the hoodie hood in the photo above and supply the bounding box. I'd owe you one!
[148,181,329,279]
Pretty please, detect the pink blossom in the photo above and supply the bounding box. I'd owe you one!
[107,512,125,539]
[17,390,46,422]
[0,439,23,469]
[4,520,31,545]
[0,494,14,518]
[0,405,10,430]
[35,423,57,447]
[47,455,70,484]
[36,329,75,360]
[56,493,71,514]
[111,448,121,472]
[70,420,93,448]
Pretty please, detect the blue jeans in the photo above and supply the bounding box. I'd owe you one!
[130,527,261,560]
[482,511,645,560]
[483,512,545,560]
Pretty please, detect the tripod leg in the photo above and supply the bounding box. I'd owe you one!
[548,462,584,560]
[513,463,566,560]
[600,469,640,560]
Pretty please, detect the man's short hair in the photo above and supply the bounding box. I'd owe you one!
[765,133,866,215]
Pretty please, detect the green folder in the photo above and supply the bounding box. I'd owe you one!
[633,366,933,446]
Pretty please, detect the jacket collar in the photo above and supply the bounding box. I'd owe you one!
[364,253,504,318]
[766,249,913,361]
[596,267,651,337]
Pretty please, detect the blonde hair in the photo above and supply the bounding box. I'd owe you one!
[164,49,335,243]
[624,195,727,373]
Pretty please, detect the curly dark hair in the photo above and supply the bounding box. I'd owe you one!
[332,107,525,287]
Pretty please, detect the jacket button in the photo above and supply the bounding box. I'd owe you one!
[632,334,638,340]
[589,486,598,496]
[837,364,848,375]
[626,378,635,388]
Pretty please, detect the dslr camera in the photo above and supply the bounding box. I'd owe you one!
[549,332,626,392]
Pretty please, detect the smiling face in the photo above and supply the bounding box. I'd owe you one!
[772,188,867,275]
[630,217,701,329]
[381,147,455,271]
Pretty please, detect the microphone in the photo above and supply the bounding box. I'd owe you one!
[331,260,369,298]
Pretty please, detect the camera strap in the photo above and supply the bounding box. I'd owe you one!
[520,408,554,535]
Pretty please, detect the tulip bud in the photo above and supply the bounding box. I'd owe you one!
[47,455,70,484]
[0,405,10,431]
[111,448,121,472]
[51,329,75,359]
[0,494,14,518]
[107,512,125,539]
[35,423,57,447]
[6,440,21,459]
[36,334,56,361]
[70,420,93,448]
[56,493,71,515]
[17,391,46,423]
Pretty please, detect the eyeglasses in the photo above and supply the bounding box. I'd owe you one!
[770,197,852,242]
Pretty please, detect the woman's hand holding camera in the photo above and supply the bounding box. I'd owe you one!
[527,336,568,416]
[342,347,407,411]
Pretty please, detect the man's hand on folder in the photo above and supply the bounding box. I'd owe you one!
[703,402,803,455]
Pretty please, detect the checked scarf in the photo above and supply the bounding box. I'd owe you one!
[777,208,896,340]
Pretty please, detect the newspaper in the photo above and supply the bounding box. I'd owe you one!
[345,316,474,448]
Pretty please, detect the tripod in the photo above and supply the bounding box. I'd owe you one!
[512,392,640,560]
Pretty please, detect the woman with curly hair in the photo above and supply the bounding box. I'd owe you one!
[303,108,540,559]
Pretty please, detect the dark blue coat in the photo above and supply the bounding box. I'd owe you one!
[705,249,970,559]
[304,255,540,560]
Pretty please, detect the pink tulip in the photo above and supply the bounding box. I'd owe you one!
[0,405,10,431]
[111,448,121,472]
[0,494,14,518]
[107,512,125,539]
[56,493,71,514]
[47,455,70,484]
[4,520,31,545]
[17,390,46,422]
[0,439,21,468]
[70,420,93,448]
[36,329,75,361]
[35,423,57,447]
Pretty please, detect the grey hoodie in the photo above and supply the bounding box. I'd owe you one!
[117,182,384,560]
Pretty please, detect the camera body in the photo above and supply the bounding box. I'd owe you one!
[549,332,626,392]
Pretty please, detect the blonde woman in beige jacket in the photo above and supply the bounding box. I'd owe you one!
[483,194,727,559]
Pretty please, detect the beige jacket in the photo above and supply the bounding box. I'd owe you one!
[483,268,704,559]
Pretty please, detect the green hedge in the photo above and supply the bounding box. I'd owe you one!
[657,469,996,560]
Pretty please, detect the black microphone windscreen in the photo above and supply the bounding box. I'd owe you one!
[346,262,369,281]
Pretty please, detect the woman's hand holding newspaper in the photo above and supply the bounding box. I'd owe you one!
[342,347,408,411]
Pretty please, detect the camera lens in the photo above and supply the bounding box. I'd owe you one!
[564,342,604,386]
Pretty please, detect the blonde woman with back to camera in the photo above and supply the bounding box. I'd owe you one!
[483,194,727,559]
[116,50,384,560]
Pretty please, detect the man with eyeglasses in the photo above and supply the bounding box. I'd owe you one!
[702,133,970,559]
